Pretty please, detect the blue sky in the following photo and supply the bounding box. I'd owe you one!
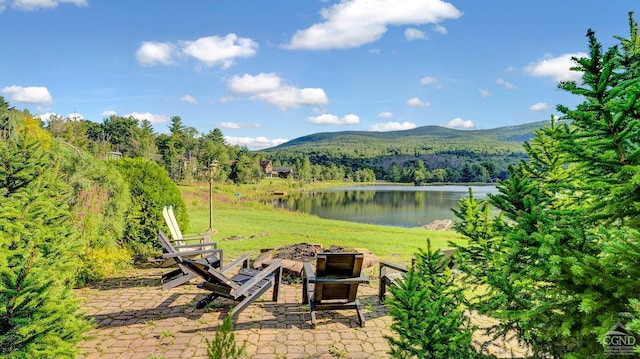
[1,1,637,149]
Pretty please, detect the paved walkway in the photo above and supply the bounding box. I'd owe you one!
[76,266,529,358]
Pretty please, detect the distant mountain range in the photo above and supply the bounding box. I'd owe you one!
[261,120,548,183]
[266,120,546,152]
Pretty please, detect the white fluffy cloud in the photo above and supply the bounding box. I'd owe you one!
[135,41,176,66]
[286,0,462,49]
[101,110,116,117]
[228,73,328,110]
[431,24,447,34]
[1,85,52,105]
[135,33,257,69]
[224,136,288,150]
[420,76,442,89]
[38,112,60,121]
[446,117,475,129]
[307,113,359,125]
[218,122,241,129]
[404,28,427,41]
[370,121,417,131]
[406,97,430,107]
[479,89,492,98]
[68,112,83,121]
[524,53,587,82]
[125,112,169,125]
[180,34,258,69]
[496,78,516,89]
[180,94,198,104]
[7,0,87,11]
[378,111,394,119]
[529,102,550,112]
[228,73,282,94]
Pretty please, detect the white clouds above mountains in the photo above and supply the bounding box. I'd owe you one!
[136,33,258,69]
[377,111,394,119]
[2,85,52,105]
[286,0,462,49]
[224,136,288,150]
[529,102,550,112]
[370,121,416,131]
[446,117,474,129]
[228,73,328,110]
[125,112,169,124]
[406,97,430,107]
[525,53,587,82]
[307,113,359,125]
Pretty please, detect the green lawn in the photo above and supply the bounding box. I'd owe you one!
[180,180,465,265]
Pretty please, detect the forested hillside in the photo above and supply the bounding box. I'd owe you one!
[262,121,546,183]
[8,94,545,185]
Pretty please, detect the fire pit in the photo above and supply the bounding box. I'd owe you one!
[253,243,378,277]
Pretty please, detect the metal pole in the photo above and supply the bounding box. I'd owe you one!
[208,160,218,233]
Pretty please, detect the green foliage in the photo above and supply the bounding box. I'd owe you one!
[113,157,187,261]
[452,13,640,358]
[0,108,91,357]
[206,313,247,359]
[58,149,133,281]
[386,240,475,359]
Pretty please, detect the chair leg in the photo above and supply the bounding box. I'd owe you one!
[378,278,387,303]
[272,267,282,302]
[196,293,220,309]
[309,300,317,329]
[355,299,366,327]
[162,272,196,290]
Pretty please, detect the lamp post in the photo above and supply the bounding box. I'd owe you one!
[207,160,219,233]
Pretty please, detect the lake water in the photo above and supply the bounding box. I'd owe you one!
[275,185,498,228]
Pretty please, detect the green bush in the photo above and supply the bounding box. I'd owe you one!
[113,157,188,261]
[58,148,132,281]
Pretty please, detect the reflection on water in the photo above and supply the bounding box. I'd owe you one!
[275,185,497,228]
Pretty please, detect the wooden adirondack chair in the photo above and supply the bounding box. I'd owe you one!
[181,254,283,318]
[158,230,223,290]
[302,252,370,328]
[378,248,458,302]
[162,205,212,247]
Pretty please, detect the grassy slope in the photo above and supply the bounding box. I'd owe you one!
[179,179,464,265]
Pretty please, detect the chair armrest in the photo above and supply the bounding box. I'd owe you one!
[234,260,282,298]
[312,274,369,285]
[302,262,316,282]
[181,233,211,240]
[173,242,217,250]
[220,254,250,274]
[380,260,409,274]
[163,248,223,259]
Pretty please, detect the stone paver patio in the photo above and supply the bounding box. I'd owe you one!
[76,266,529,359]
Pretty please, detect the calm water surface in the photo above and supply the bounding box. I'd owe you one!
[276,185,497,228]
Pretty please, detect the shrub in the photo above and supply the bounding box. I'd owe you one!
[113,157,188,261]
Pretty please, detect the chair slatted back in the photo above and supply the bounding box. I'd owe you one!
[315,252,363,302]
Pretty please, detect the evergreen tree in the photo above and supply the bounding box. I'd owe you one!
[451,14,640,357]
[0,111,91,357]
[386,240,475,359]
